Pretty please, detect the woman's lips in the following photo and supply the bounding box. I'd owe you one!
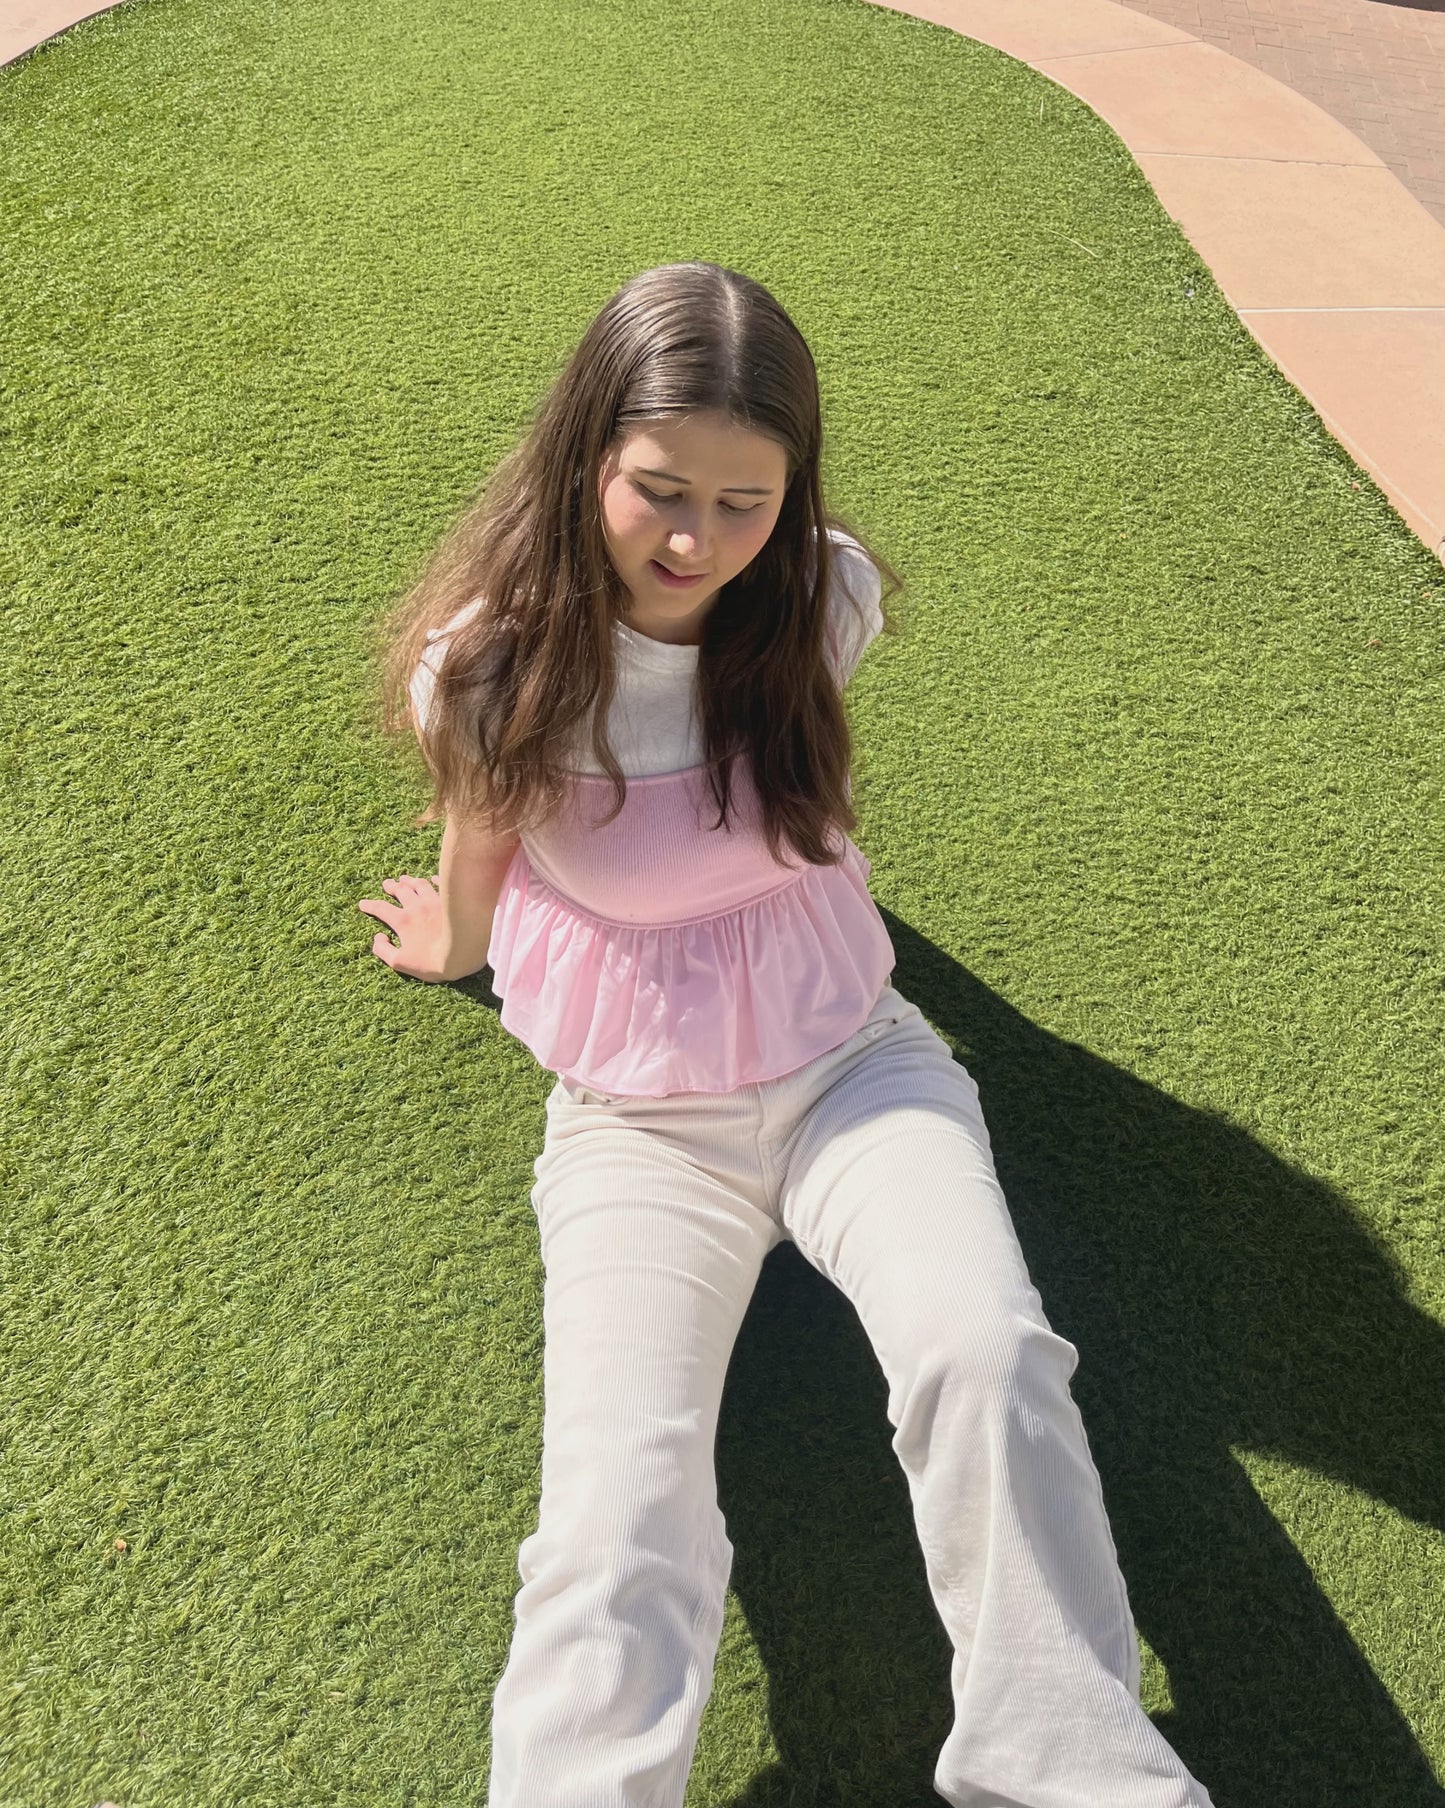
[650,560,706,586]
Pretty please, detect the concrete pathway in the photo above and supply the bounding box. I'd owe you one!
[1114,0,1445,229]
[6,0,1443,561]
[0,3,125,71]
[873,0,1445,560]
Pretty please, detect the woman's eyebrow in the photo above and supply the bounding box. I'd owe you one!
[634,466,775,495]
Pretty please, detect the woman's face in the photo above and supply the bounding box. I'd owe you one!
[596,411,790,645]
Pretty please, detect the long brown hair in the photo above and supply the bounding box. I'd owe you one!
[369,260,904,869]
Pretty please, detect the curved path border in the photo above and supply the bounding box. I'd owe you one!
[6,0,1443,563]
[870,0,1445,563]
[0,3,131,69]
[1116,0,1445,232]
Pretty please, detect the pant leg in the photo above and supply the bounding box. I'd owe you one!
[487,1080,782,1808]
[771,1007,1216,1808]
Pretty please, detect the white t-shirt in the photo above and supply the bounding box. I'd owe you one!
[409,527,884,779]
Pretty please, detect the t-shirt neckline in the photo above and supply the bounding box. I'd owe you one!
[614,616,701,666]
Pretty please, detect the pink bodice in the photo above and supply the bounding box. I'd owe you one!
[485,754,897,1097]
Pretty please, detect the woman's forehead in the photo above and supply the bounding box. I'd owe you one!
[616,415,787,483]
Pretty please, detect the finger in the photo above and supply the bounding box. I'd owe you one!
[371,932,396,963]
[357,899,398,921]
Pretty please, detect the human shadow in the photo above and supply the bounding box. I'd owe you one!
[713,912,1445,1807]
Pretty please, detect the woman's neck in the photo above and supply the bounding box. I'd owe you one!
[620,592,719,646]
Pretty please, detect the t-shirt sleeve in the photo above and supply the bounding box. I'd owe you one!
[409,596,485,736]
[823,530,885,687]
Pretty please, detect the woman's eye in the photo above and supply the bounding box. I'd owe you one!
[637,484,758,515]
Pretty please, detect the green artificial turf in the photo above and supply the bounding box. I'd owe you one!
[3,0,1443,1802]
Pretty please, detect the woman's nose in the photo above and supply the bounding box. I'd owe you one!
[666,506,709,550]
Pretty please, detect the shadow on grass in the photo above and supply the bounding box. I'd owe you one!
[713,909,1445,1808]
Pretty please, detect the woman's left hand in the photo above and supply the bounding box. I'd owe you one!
[356,873,451,982]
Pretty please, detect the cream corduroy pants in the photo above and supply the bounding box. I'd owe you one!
[485,984,1215,1808]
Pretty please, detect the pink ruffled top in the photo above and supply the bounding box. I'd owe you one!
[485,752,897,1098]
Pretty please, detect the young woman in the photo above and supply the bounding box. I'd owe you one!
[360,260,1216,1808]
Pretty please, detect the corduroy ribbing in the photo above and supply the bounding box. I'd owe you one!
[485,985,1217,1808]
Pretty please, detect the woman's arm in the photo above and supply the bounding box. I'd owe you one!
[434,812,522,981]
[358,812,521,984]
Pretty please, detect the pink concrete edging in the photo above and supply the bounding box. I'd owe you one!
[7,0,1443,562]
[0,2,131,71]
[869,0,1445,563]
[1110,0,1445,233]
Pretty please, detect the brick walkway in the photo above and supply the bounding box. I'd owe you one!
[874,0,1445,557]
[1111,0,1445,226]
